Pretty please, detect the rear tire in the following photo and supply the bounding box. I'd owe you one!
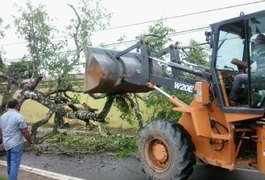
[138,119,196,180]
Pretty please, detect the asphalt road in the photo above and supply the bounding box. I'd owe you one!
[190,164,265,180]
[1,151,265,180]
[0,165,54,180]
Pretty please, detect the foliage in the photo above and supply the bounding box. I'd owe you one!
[44,0,111,89]
[115,135,137,158]
[0,0,112,143]
[114,97,135,125]
[0,176,6,180]
[53,0,112,89]
[6,60,33,79]
[47,132,137,158]
[67,0,111,50]
[0,17,5,38]
[137,22,179,121]
[14,1,55,78]
[146,89,192,121]
[13,1,78,90]
[113,94,139,126]
[139,24,210,122]
[0,56,4,71]
[137,20,175,53]
[184,39,210,67]
[110,21,176,127]
[0,18,8,71]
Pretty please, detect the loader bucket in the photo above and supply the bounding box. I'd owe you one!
[84,47,163,94]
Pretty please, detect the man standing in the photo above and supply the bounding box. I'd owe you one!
[0,99,32,180]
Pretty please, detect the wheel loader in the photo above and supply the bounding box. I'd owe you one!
[83,10,265,179]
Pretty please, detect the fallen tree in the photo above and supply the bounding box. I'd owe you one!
[0,70,145,144]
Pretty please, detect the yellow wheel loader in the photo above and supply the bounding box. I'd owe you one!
[84,11,265,179]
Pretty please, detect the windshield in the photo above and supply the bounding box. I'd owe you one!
[216,21,245,72]
[215,16,265,108]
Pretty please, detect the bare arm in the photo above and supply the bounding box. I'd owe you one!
[231,58,248,68]
[21,127,32,144]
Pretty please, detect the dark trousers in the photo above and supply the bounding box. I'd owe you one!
[229,73,248,101]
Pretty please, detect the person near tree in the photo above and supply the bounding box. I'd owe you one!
[0,99,32,180]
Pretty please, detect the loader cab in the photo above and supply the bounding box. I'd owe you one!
[211,11,265,113]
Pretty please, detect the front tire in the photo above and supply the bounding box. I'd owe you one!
[138,119,195,180]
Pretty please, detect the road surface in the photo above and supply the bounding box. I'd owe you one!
[1,151,265,180]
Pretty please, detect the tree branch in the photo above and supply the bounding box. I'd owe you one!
[43,86,82,97]
[68,3,81,62]
[22,90,110,123]
[124,94,143,128]
[31,110,54,143]
[0,71,23,88]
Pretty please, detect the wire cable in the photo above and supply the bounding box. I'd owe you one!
[101,0,265,31]
[0,1,263,47]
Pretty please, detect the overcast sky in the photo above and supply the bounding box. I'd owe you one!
[0,0,265,62]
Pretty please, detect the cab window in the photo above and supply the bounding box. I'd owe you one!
[216,20,246,107]
[249,17,265,108]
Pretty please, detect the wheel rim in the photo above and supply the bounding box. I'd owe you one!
[145,138,171,172]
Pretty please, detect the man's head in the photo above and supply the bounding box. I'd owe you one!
[255,34,265,45]
[8,99,19,110]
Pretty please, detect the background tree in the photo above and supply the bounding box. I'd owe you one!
[137,20,174,53]
[0,0,210,148]
[183,39,210,67]
[112,21,176,126]
[135,22,210,122]
[0,56,5,70]
[0,0,112,143]
[0,17,7,114]
[0,17,7,70]
[146,38,210,121]
[110,20,210,126]
[14,1,55,78]
[67,0,111,62]
[0,17,4,38]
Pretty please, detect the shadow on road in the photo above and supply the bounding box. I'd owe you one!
[190,164,265,180]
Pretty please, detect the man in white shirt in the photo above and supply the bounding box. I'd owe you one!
[0,99,32,180]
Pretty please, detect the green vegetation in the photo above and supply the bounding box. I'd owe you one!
[47,131,137,158]
[40,21,210,158]
[115,135,137,158]
[0,176,7,180]
[0,0,113,142]
[5,61,33,79]
[0,1,210,158]
[146,89,192,122]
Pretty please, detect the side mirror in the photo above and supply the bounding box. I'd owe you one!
[205,31,213,48]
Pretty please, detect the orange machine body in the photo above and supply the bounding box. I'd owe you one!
[171,81,265,172]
